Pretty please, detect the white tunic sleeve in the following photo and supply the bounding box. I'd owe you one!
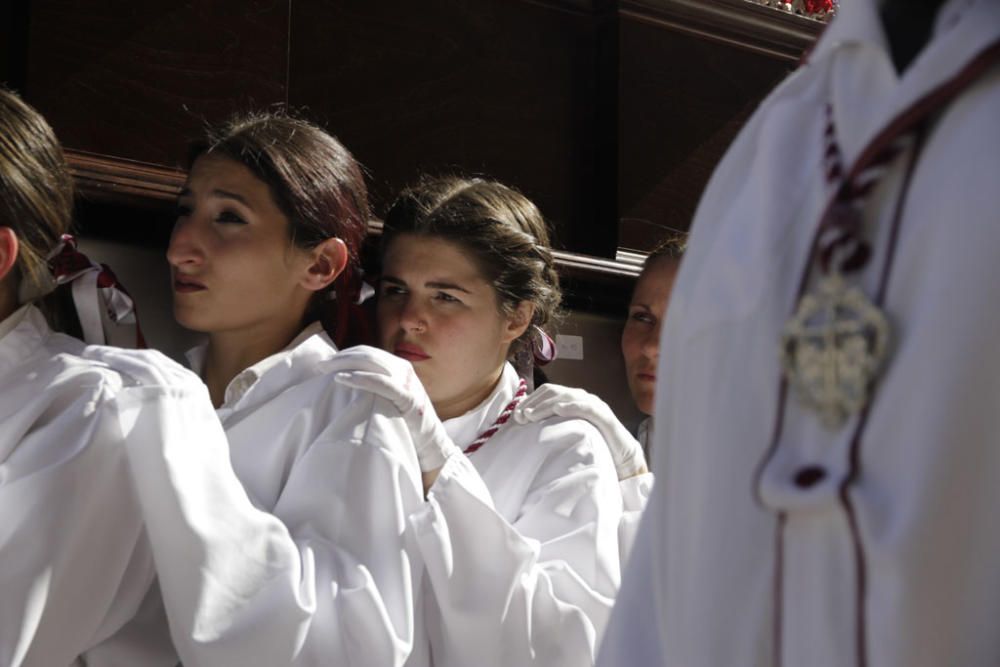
[0,377,153,667]
[409,420,623,667]
[618,471,653,565]
[0,325,193,667]
[118,377,426,667]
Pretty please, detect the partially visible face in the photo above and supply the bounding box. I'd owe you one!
[376,234,526,420]
[166,154,313,337]
[621,257,678,415]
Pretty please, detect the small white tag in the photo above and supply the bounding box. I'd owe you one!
[556,334,584,360]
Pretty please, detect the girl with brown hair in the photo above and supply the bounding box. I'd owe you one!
[352,176,625,666]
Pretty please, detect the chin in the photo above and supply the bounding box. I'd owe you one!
[634,392,654,416]
[172,306,212,334]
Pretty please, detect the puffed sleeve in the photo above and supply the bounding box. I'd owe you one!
[408,420,624,667]
[114,367,426,667]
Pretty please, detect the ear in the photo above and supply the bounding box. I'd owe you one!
[501,300,534,344]
[0,228,20,282]
[0,228,21,319]
[299,237,348,292]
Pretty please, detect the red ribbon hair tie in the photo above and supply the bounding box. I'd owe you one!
[46,234,145,348]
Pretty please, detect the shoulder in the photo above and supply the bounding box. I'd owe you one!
[508,415,615,479]
[78,344,205,393]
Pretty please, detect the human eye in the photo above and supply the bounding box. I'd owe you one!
[628,308,654,325]
[380,282,407,298]
[434,291,462,304]
[215,210,247,225]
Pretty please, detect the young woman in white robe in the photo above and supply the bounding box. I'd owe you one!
[121,113,461,666]
[0,86,209,667]
[362,176,627,666]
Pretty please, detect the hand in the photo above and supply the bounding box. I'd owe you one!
[84,346,205,393]
[513,384,648,480]
[330,347,460,476]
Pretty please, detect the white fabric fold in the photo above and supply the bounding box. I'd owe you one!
[121,333,428,666]
[410,363,624,667]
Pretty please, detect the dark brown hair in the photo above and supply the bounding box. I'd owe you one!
[381,176,562,359]
[190,111,371,345]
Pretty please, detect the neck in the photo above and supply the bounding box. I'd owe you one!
[202,318,307,408]
[0,277,20,325]
[433,364,506,421]
[881,0,947,74]
[0,296,17,327]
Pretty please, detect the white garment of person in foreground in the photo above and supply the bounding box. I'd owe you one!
[599,0,1000,665]
[0,86,182,666]
[0,305,197,667]
[365,176,627,667]
[121,112,441,666]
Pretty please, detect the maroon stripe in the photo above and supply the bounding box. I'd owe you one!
[838,118,928,667]
[463,379,528,454]
[845,39,1000,186]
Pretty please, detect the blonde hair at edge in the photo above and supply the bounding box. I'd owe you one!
[0,86,73,300]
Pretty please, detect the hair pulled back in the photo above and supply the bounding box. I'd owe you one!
[191,110,371,346]
[382,176,562,359]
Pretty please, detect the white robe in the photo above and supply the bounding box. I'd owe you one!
[124,324,429,666]
[410,363,624,667]
[599,0,1000,665]
[617,417,654,564]
[0,305,186,666]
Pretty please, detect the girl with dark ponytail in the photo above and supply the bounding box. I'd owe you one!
[123,112,457,665]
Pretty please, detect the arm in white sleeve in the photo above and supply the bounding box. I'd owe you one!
[618,472,654,566]
[116,374,425,667]
[408,421,624,667]
[514,384,648,479]
[0,379,156,667]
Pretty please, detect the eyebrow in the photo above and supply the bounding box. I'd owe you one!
[381,275,472,294]
[177,187,253,209]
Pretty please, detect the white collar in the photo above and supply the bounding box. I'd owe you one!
[812,0,981,63]
[442,363,520,450]
[804,0,998,173]
[0,304,33,343]
[0,305,53,376]
[186,321,336,412]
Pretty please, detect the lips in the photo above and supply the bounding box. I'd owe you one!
[173,275,206,293]
[394,342,430,362]
[636,371,656,383]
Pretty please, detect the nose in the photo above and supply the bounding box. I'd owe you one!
[166,215,204,269]
[399,296,428,333]
[641,322,661,359]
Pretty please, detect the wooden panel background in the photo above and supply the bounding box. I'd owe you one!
[1,0,29,91]
[288,0,618,257]
[617,19,792,250]
[10,0,824,312]
[24,0,289,168]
